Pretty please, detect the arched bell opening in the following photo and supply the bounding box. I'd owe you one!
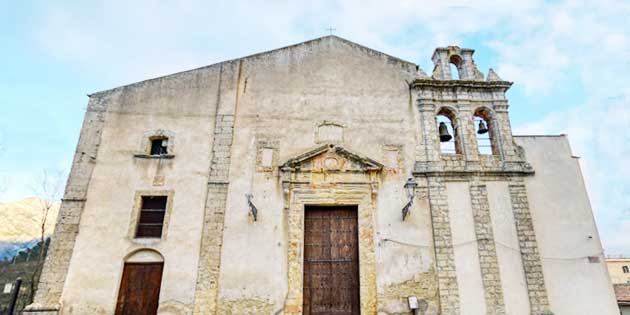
[436,107,462,155]
[473,107,499,156]
[449,54,463,80]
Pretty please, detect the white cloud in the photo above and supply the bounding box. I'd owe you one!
[31,0,546,85]
[19,0,630,255]
[515,93,630,256]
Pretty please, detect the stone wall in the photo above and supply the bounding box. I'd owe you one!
[425,177,460,315]
[469,184,505,314]
[193,113,234,314]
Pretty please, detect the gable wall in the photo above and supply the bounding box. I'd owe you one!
[50,37,438,314]
[29,37,619,315]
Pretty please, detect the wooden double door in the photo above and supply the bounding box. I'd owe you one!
[303,206,360,315]
[115,262,163,315]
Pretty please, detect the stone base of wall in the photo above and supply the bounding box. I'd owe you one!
[377,271,439,315]
[22,305,59,315]
[217,298,274,315]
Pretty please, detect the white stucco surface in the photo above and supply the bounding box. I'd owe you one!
[516,135,620,315]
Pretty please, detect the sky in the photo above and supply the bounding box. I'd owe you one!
[0,0,628,256]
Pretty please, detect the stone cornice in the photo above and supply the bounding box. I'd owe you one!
[410,79,513,91]
[279,143,383,171]
[412,170,535,179]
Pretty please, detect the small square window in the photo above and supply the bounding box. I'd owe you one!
[150,138,168,155]
[135,196,167,238]
[623,266,629,273]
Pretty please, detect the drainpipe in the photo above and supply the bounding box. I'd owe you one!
[8,277,23,315]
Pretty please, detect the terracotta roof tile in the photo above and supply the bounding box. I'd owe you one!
[614,284,630,305]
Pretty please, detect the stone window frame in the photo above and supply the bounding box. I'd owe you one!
[127,190,175,244]
[315,121,345,144]
[134,129,176,159]
[382,144,403,171]
[255,140,279,172]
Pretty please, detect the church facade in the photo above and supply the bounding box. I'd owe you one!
[26,36,619,315]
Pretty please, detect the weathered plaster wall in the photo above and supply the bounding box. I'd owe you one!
[58,65,223,315]
[607,259,630,284]
[376,183,438,315]
[216,36,433,314]
[516,135,620,315]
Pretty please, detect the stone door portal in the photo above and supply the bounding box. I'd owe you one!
[303,206,360,315]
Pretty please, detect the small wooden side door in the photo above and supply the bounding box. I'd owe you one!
[115,262,164,315]
[303,206,360,315]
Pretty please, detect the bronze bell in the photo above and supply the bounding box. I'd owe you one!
[477,120,489,134]
[439,122,452,142]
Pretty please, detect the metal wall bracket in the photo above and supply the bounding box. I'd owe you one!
[246,193,258,221]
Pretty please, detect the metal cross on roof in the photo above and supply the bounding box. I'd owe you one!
[325,26,336,35]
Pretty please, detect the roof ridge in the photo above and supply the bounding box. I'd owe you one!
[89,35,416,97]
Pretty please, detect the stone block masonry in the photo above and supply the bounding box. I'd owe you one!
[508,182,553,315]
[193,60,241,315]
[193,114,234,315]
[426,177,460,315]
[470,184,506,314]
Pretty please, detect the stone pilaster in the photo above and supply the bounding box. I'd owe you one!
[193,114,235,315]
[24,96,108,314]
[457,103,482,170]
[193,60,242,315]
[493,104,518,163]
[470,184,506,314]
[508,182,553,315]
[417,102,440,161]
[426,177,460,315]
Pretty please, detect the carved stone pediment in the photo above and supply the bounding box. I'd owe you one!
[280,144,383,173]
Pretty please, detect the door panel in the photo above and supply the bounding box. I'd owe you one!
[304,206,360,315]
[115,262,163,315]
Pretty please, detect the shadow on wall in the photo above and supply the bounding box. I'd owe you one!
[0,238,50,314]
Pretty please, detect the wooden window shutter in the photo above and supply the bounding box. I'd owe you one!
[135,196,167,238]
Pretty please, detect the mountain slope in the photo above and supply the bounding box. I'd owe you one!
[0,197,59,260]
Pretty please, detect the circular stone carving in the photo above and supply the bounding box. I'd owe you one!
[324,157,339,170]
